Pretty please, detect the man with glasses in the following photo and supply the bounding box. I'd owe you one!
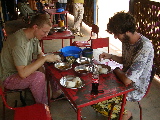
[0,14,62,105]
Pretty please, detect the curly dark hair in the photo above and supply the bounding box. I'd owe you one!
[107,11,136,35]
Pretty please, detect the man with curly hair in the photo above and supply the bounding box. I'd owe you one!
[92,11,154,120]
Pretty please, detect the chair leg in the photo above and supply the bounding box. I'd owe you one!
[14,100,18,107]
[108,103,116,120]
[138,101,142,120]
[3,94,7,120]
[3,102,6,120]
[19,91,27,106]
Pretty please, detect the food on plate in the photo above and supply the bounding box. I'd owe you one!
[81,61,90,64]
[57,64,70,70]
[74,65,90,74]
[97,64,111,74]
[73,77,82,88]
[66,81,76,88]
[97,65,102,69]
[72,77,81,83]
[99,68,108,74]
[76,57,91,65]
[66,56,76,64]
[77,69,88,74]
[65,77,82,88]
[54,62,72,71]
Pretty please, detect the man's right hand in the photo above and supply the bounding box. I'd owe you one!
[45,54,62,63]
[99,52,112,61]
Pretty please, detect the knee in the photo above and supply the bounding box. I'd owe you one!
[33,71,45,82]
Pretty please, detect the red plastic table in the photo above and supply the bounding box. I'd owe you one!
[45,63,134,120]
[40,30,75,52]
[45,9,69,27]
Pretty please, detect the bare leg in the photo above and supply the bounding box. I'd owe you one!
[122,110,132,120]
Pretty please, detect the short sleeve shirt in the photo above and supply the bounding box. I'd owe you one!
[0,29,41,81]
[122,35,154,101]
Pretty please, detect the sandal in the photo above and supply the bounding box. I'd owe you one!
[51,93,66,101]
[79,33,84,37]
[128,116,133,120]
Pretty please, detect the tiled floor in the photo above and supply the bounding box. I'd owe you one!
[0,14,160,120]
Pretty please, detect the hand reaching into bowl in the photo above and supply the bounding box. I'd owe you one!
[45,54,62,63]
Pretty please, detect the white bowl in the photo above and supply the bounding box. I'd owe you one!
[76,57,91,65]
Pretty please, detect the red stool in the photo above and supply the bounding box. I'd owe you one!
[72,24,99,47]
[0,87,52,120]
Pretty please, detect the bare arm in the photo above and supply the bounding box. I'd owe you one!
[113,67,132,86]
[16,54,61,78]
[99,52,123,64]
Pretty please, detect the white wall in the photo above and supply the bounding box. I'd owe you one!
[97,0,130,52]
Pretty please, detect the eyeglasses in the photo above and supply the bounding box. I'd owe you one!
[41,29,49,35]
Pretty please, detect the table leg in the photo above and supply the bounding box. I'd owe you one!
[47,80,51,106]
[52,14,55,24]
[70,38,72,46]
[119,94,127,120]
[40,40,44,53]
[66,13,68,27]
[77,108,82,120]
[62,39,64,48]
[45,70,51,106]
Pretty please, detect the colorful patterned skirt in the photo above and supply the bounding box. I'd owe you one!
[91,95,127,120]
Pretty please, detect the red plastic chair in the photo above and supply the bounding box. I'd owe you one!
[91,37,109,52]
[72,24,99,47]
[137,65,157,120]
[1,29,32,119]
[3,88,30,120]
[0,87,52,120]
[108,65,157,120]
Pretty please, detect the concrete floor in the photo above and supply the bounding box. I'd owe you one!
[0,14,160,120]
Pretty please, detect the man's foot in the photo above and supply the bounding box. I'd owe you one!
[122,110,132,120]
[70,27,77,33]
[51,93,66,101]
[79,33,84,37]
[74,32,84,37]
[52,90,62,99]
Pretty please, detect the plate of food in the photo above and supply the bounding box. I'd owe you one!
[54,62,72,71]
[53,27,66,32]
[76,57,91,65]
[60,75,85,89]
[97,64,111,74]
[74,65,90,75]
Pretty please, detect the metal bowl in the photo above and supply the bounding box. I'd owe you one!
[76,57,91,65]
[54,62,72,71]
[53,27,66,32]
[60,75,85,89]
[74,65,90,74]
